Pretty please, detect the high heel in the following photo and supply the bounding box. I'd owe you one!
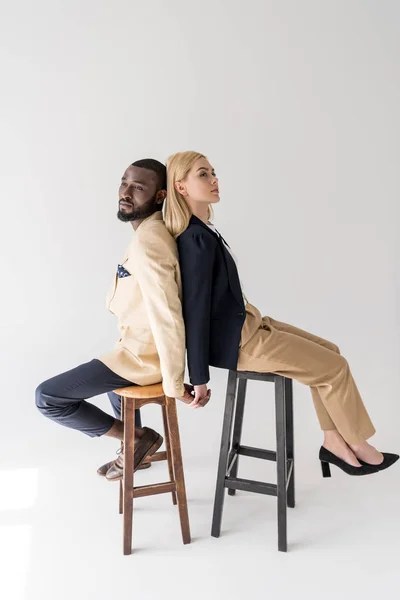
[359,452,399,473]
[319,446,379,477]
[320,460,331,478]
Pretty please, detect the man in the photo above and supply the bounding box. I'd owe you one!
[36,158,197,480]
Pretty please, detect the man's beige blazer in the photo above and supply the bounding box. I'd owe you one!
[100,211,185,398]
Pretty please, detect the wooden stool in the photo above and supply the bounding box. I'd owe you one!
[114,383,191,555]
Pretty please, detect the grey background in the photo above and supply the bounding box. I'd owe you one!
[0,1,399,599]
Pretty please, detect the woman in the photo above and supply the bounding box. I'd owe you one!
[165,151,398,476]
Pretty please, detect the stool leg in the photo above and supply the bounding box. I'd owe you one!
[162,403,177,505]
[228,378,247,496]
[285,378,295,509]
[211,370,238,537]
[119,480,123,515]
[118,398,125,516]
[275,376,288,552]
[165,396,191,544]
[123,397,135,555]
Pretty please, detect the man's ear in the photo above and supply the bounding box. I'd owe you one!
[175,180,187,196]
[156,189,167,204]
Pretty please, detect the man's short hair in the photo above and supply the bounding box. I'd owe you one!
[132,158,167,191]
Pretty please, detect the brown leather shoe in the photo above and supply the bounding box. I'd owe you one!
[97,459,151,476]
[97,459,116,477]
[97,446,152,477]
[105,427,163,482]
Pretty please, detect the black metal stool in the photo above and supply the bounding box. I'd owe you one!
[211,370,295,552]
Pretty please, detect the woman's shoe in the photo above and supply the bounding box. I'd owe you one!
[358,452,399,472]
[319,446,379,477]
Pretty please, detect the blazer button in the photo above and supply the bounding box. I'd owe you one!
[238,312,244,316]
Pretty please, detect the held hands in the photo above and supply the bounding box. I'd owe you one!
[177,383,211,409]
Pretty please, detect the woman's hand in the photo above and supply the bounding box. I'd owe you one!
[189,384,211,409]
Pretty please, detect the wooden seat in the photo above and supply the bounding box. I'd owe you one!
[116,383,164,400]
[114,384,191,555]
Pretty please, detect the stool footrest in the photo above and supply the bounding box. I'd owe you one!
[238,445,277,461]
[147,451,167,463]
[133,481,176,499]
[225,477,277,496]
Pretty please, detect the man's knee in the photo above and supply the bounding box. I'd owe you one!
[35,382,54,416]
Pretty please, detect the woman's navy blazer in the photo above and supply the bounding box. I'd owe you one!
[176,215,246,385]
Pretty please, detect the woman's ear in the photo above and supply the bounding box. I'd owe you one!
[175,180,187,196]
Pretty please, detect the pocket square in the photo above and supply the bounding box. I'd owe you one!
[117,264,131,278]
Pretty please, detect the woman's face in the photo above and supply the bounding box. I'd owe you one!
[176,158,220,205]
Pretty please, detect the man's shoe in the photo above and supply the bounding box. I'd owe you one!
[97,459,115,477]
[97,459,151,476]
[105,427,163,482]
[97,448,152,477]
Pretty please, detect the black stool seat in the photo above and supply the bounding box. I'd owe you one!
[211,370,295,552]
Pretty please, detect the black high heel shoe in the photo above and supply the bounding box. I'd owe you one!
[358,453,399,472]
[319,446,379,477]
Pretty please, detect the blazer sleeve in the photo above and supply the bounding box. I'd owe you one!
[178,231,217,386]
[135,235,186,399]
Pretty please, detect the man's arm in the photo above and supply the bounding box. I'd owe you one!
[135,235,186,399]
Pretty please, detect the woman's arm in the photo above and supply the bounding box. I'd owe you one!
[178,230,217,386]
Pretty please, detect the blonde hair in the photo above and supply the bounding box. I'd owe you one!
[164,151,214,238]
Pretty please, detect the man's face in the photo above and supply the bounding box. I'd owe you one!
[117,165,164,222]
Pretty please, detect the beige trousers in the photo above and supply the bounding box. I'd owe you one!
[237,303,375,445]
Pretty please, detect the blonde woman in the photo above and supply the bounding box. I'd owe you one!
[165,151,398,477]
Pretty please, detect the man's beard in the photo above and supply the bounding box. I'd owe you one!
[117,195,159,223]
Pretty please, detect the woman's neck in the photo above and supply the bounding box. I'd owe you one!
[187,199,210,224]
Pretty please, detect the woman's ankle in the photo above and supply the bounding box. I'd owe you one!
[322,430,361,466]
[323,430,342,445]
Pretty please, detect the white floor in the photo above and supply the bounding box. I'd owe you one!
[1,383,400,600]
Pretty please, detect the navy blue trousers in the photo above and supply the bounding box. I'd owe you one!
[35,359,142,437]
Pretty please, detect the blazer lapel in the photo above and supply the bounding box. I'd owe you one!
[189,214,219,240]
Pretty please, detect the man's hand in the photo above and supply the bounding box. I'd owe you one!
[177,383,211,408]
[177,384,196,405]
